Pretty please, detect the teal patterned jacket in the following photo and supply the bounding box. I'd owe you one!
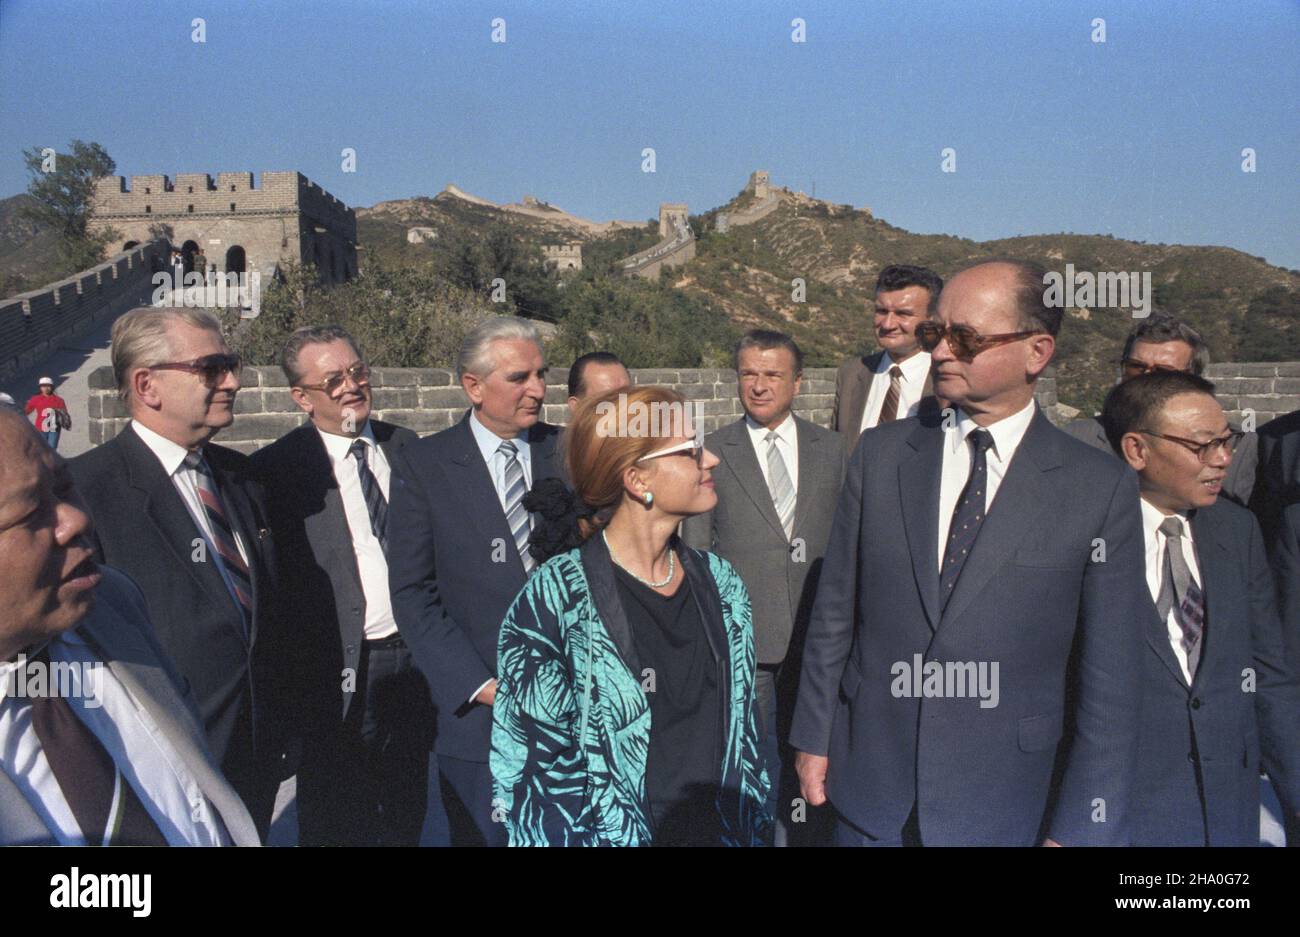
[490,532,772,846]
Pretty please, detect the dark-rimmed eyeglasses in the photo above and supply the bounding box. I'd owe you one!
[1138,429,1243,464]
[150,354,242,387]
[1120,359,1185,379]
[914,322,1046,362]
[298,363,371,396]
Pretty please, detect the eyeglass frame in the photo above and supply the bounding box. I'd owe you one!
[914,321,1047,362]
[636,437,704,464]
[148,353,242,387]
[1120,358,1185,379]
[1136,429,1243,464]
[296,362,372,396]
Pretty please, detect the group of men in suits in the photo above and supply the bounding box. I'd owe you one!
[4,250,1300,846]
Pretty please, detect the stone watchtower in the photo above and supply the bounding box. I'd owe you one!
[542,244,583,272]
[658,203,690,238]
[747,170,771,199]
[89,171,357,283]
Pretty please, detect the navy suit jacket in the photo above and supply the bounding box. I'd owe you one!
[387,413,563,761]
[67,425,286,829]
[1132,498,1300,846]
[790,406,1150,846]
[1252,409,1300,544]
[1269,504,1300,692]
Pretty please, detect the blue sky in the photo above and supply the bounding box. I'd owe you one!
[2,0,1297,267]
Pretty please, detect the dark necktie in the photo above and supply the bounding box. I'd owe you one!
[28,651,167,846]
[940,429,994,609]
[185,451,254,631]
[348,439,389,555]
[879,365,903,424]
[1156,516,1206,680]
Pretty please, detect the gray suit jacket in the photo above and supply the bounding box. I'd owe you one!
[682,415,849,664]
[0,566,260,846]
[832,351,939,438]
[1063,416,1258,507]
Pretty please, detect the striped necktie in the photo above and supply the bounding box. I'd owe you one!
[879,365,903,424]
[185,451,254,629]
[765,430,796,540]
[348,439,388,555]
[1156,516,1205,680]
[498,440,536,573]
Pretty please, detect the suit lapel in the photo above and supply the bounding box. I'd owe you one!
[941,411,1063,628]
[299,426,358,595]
[720,419,787,541]
[208,454,264,647]
[791,417,822,537]
[1188,507,1232,693]
[898,421,944,631]
[0,771,51,844]
[847,353,881,434]
[448,416,527,579]
[119,430,238,622]
[528,423,561,485]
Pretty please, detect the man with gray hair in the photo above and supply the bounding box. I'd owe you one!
[67,306,287,836]
[1064,312,1258,505]
[388,315,564,846]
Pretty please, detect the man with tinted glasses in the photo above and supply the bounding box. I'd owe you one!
[1100,370,1300,845]
[832,264,943,438]
[250,326,425,845]
[1064,314,1258,506]
[67,306,286,835]
[792,260,1151,846]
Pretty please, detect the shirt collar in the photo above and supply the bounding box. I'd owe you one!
[745,412,796,446]
[880,350,931,382]
[130,420,198,476]
[1139,496,1194,544]
[949,398,1037,460]
[469,409,530,465]
[316,420,376,469]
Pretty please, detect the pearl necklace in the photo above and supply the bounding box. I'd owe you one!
[603,531,676,588]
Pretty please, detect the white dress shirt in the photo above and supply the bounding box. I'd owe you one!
[0,630,230,846]
[936,400,1037,569]
[129,421,250,601]
[468,410,533,511]
[860,350,932,433]
[316,422,398,641]
[745,411,800,497]
[1139,498,1203,685]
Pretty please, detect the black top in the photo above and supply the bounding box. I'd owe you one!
[613,563,724,846]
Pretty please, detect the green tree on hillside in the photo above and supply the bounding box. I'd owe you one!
[19,140,119,273]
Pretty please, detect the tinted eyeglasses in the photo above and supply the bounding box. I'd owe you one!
[914,322,1046,362]
[1138,429,1243,464]
[1120,359,1185,379]
[636,437,704,465]
[150,353,242,387]
[298,363,371,396]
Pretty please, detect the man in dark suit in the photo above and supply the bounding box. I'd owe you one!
[683,330,848,845]
[1064,313,1257,506]
[1100,370,1300,845]
[250,326,424,845]
[831,264,943,438]
[1252,408,1300,545]
[0,407,260,846]
[389,315,563,846]
[67,306,285,835]
[566,351,630,417]
[792,260,1151,846]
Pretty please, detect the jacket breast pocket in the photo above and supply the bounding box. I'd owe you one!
[1018,711,1064,753]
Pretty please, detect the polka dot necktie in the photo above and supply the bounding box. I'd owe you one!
[941,429,994,609]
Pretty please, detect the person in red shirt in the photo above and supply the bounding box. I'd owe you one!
[24,377,69,450]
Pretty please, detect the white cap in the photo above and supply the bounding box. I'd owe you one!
[0,392,15,406]
[38,376,54,386]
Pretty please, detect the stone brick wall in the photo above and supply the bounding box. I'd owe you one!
[0,240,165,383]
[86,364,1069,455]
[1203,362,1300,426]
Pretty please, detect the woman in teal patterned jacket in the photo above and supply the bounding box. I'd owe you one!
[490,386,771,846]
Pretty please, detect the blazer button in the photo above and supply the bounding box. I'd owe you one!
[346,644,355,654]
[1187,752,1195,763]
[1190,697,1201,710]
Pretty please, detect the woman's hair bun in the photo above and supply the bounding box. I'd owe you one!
[523,477,594,563]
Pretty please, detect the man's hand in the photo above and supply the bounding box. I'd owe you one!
[795,751,829,806]
[1042,837,1063,847]
[474,679,498,706]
